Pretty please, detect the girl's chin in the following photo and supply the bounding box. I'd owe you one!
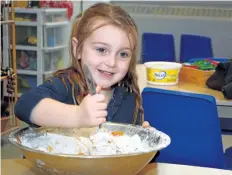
[97,84,112,90]
[101,87,112,90]
[95,81,114,90]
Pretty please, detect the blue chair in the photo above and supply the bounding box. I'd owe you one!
[142,87,225,169]
[141,33,176,63]
[225,147,232,170]
[180,34,213,63]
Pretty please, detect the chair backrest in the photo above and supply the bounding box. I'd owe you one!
[142,87,225,169]
[180,34,213,63]
[141,33,176,63]
[225,147,232,170]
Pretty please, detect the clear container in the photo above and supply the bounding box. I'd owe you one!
[15,26,37,46]
[43,50,64,72]
[44,9,68,23]
[16,50,37,71]
[17,74,37,94]
[43,25,67,48]
[15,12,37,22]
[43,72,54,82]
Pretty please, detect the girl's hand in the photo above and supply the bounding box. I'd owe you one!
[142,121,151,128]
[142,121,156,131]
[78,85,107,128]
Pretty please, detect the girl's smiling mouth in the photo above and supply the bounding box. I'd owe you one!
[97,69,115,78]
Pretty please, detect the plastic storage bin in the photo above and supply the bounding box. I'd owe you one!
[15,12,37,22]
[16,50,37,71]
[43,25,67,48]
[43,50,64,72]
[15,26,37,46]
[44,9,68,23]
[43,72,54,83]
[3,8,69,97]
[17,74,37,94]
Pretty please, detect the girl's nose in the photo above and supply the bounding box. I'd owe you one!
[105,56,116,68]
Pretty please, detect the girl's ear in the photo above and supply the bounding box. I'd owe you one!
[72,37,81,60]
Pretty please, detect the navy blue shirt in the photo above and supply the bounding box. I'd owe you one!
[14,73,143,126]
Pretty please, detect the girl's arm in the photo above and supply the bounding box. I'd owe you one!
[31,98,81,128]
[14,76,81,128]
[15,75,107,128]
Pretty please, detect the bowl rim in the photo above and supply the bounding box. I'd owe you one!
[8,122,171,159]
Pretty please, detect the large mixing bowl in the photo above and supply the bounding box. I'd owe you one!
[9,122,170,175]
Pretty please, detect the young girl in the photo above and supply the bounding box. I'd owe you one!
[14,3,151,129]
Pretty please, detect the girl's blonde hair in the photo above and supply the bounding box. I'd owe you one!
[54,3,144,124]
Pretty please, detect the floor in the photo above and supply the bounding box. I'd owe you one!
[1,122,232,159]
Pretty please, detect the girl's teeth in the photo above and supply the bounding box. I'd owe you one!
[101,70,112,75]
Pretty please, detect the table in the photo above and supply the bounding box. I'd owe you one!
[136,64,232,130]
[136,64,232,106]
[1,159,231,175]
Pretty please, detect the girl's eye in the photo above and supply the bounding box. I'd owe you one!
[119,52,129,58]
[96,47,107,54]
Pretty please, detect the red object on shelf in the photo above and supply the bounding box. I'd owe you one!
[40,0,73,20]
[205,58,219,67]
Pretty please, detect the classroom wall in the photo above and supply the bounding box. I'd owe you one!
[132,15,232,62]
[113,1,232,62]
[113,1,232,8]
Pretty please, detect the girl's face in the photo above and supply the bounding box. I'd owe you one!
[73,21,133,89]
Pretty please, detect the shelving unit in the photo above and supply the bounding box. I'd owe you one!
[2,7,69,96]
[1,20,14,25]
[1,1,19,135]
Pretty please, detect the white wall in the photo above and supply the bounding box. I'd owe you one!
[113,1,232,62]
[113,1,232,8]
[132,15,232,62]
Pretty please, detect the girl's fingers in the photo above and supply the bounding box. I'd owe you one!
[96,117,106,125]
[96,85,101,94]
[96,111,108,118]
[142,121,150,128]
[96,103,107,110]
[93,94,105,102]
